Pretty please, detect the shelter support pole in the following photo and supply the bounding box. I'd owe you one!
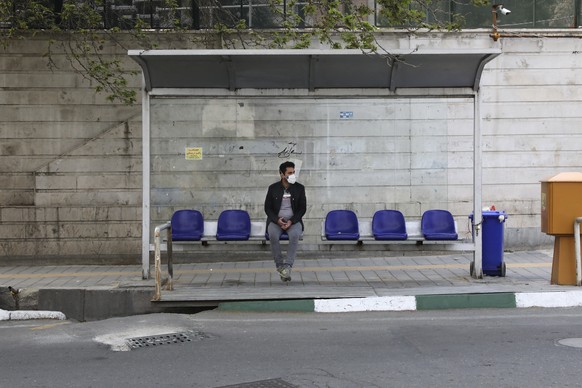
[141,77,151,279]
[472,92,483,278]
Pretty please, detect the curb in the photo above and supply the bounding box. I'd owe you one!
[217,290,582,313]
[0,309,66,321]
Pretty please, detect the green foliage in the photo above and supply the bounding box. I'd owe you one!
[0,0,489,104]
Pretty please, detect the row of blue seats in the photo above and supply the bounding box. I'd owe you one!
[324,209,458,241]
[170,209,255,241]
[170,209,293,241]
[168,208,458,242]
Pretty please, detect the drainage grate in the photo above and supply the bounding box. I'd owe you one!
[215,378,297,388]
[127,331,207,349]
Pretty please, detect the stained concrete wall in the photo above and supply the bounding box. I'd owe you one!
[479,34,582,248]
[3,31,582,263]
[0,35,143,263]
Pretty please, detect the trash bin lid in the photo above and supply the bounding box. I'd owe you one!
[482,210,506,217]
[469,210,507,220]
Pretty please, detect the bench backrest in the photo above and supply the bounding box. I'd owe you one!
[202,221,266,240]
[358,220,424,240]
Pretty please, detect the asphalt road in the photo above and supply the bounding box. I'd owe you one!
[1,308,582,387]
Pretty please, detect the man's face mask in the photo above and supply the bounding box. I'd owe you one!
[286,174,297,184]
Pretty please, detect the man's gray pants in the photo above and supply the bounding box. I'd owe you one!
[267,222,302,268]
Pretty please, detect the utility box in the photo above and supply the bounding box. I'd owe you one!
[541,172,582,285]
[541,172,582,235]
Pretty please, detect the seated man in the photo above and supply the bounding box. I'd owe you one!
[264,161,307,282]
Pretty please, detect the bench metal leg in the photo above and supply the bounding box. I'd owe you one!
[153,231,162,301]
[153,221,172,301]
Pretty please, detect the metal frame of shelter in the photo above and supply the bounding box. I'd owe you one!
[128,48,501,280]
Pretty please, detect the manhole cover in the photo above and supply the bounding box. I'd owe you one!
[127,331,207,349]
[215,379,296,388]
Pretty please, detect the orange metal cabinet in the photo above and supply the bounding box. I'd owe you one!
[541,172,582,235]
[541,172,582,285]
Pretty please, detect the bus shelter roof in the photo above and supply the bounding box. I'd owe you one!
[128,48,500,92]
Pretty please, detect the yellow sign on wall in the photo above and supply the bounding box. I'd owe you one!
[185,147,203,160]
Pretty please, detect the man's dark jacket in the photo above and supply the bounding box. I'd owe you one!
[264,181,307,231]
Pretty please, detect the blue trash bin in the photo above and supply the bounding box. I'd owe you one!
[469,210,508,276]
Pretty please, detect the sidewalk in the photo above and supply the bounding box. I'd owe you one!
[2,249,582,319]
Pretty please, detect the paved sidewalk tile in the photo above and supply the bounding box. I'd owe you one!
[0,251,559,303]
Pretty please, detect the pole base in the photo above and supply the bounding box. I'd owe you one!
[551,236,581,285]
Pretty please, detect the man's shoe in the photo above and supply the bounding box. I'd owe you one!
[277,266,291,282]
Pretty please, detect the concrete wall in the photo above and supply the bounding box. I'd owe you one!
[0,35,142,263]
[479,34,582,248]
[3,30,582,263]
[149,97,475,250]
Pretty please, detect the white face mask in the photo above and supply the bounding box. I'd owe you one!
[286,174,297,184]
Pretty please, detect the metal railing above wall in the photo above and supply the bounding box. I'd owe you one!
[98,0,582,30]
[2,0,581,30]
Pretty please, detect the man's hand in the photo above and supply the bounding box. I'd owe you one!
[278,218,292,230]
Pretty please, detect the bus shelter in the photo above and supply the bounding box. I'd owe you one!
[128,48,501,280]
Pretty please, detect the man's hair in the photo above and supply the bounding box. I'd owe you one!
[279,161,295,174]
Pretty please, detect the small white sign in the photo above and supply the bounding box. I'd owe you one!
[340,111,353,119]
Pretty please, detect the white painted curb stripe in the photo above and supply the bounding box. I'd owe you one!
[0,309,10,321]
[0,309,66,321]
[314,296,417,313]
[516,291,582,308]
